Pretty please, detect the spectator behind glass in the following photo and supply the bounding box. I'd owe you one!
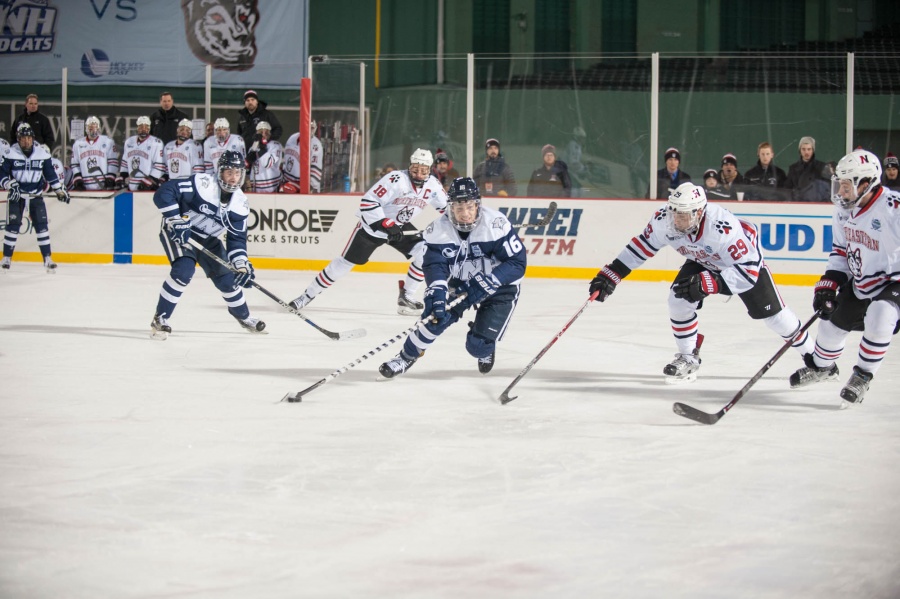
[717,153,747,200]
[648,147,690,199]
[882,153,900,191]
[237,90,283,149]
[784,136,830,201]
[703,168,731,200]
[11,93,54,147]
[743,142,789,200]
[527,144,571,198]
[473,138,517,197]
[431,150,459,192]
[150,92,190,145]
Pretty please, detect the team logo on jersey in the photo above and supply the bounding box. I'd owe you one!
[471,245,484,258]
[705,245,713,253]
[0,0,58,54]
[847,247,863,278]
[871,218,881,232]
[182,0,259,71]
[714,220,732,235]
[442,247,457,258]
[492,217,505,230]
[394,206,415,224]
[389,173,401,184]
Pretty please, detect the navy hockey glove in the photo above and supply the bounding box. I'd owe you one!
[589,265,622,302]
[423,285,449,324]
[673,271,721,302]
[55,188,70,204]
[6,181,21,203]
[378,218,404,245]
[453,272,501,315]
[231,258,255,289]
[71,177,85,191]
[813,277,840,317]
[164,216,192,247]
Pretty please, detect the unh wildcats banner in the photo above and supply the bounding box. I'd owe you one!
[0,0,309,87]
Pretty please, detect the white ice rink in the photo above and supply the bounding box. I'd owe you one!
[1,263,899,599]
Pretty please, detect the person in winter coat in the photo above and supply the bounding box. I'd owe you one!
[527,144,571,197]
[743,141,789,200]
[648,147,691,199]
[237,90,283,150]
[150,92,191,145]
[881,152,900,191]
[473,138,517,196]
[784,136,830,202]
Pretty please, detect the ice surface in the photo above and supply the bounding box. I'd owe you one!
[1,264,898,598]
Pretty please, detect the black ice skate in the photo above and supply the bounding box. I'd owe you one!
[839,366,873,408]
[477,351,495,374]
[236,316,267,334]
[150,313,172,340]
[397,280,424,316]
[789,353,839,388]
[289,292,314,311]
[663,353,701,384]
[44,256,57,274]
[378,351,418,379]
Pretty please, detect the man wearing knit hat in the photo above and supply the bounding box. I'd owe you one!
[237,89,283,151]
[527,144,571,198]
[473,138,517,196]
[649,147,691,199]
[784,136,830,201]
[716,153,746,200]
[882,152,900,191]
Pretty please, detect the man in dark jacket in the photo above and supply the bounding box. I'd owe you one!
[237,90,283,150]
[472,138,517,196]
[743,141,789,200]
[10,94,54,147]
[150,92,190,145]
[527,144,571,197]
[784,136,830,202]
[648,147,691,199]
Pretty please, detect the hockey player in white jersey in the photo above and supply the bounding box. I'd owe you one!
[1,124,70,272]
[245,121,283,193]
[119,116,166,191]
[589,181,815,383]
[70,116,120,191]
[281,121,322,193]
[789,149,900,407]
[43,145,72,191]
[0,138,10,159]
[149,150,265,339]
[379,177,527,378]
[163,119,204,181]
[289,148,449,315]
[203,118,245,175]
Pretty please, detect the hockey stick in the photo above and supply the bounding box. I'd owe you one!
[186,237,366,341]
[672,311,821,425]
[281,295,467,403]
[70,189,128,200]
[498,290,600,405]
[511,201,558,230]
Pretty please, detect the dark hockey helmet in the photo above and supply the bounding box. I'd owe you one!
[16,123,35,154]
[446,176,482,232]
[16,123,34,140]
[217,150,246,193]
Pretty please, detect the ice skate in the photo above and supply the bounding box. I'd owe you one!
[237,316,267,334]
[289,292,314,311]
[150,313,171,340]
[663,353,701,383]
[477,351,495,374]
[839,366,873,408]
[789,353,839,388]
[378,351,418,379]
[1,256,10,271]
[44,257,57,274]
[397,280,424,316]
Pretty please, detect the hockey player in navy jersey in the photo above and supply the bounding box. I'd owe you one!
[1,124,70,273]
[149,150,265,339]
[790,149,900,407]
[379,177,527,378]
[588,181,815,383]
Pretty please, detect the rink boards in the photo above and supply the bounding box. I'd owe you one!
[1,192,834,285]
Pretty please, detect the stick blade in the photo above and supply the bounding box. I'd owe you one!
[279,392,302,403]
[498,390,518,405]
[337,328,367,340]
[673,402,721,425]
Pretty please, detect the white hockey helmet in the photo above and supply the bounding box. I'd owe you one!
[214,117,230,142]
[310,119,317,136]
[177,119,193,141]
[136,115,151,139]
[408,148,433,187]
[136,116,151,127]
[255,120,271,131]
[667,182,708,236]
[85,116,101,139]
[831,149,882,209]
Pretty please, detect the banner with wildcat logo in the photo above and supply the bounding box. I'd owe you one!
[0,0,309,88]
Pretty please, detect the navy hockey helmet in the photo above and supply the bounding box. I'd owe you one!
[446,177,482,232]
[217,150,245,193]
[16,123,34,140]
[16,123,35,154]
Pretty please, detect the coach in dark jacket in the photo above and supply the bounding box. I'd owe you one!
[237,90,283,149]
[473,138,517,196]
[149,92,190,145]
[11,94,54,147]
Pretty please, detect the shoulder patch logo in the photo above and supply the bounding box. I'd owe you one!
[442,247,458,258]
[492,217,505,229]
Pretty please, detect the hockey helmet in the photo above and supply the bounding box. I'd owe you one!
[16,123,34,154]
[446,177,482,232]
[831,149,882,209]
[85,116,101,139]
[408,148,433,187]
[214,117,230,142]
[177,119,193,142]
[217,150,245,194]
[667,182,707,236]
[16,122,34,139]
[136,115,151,139]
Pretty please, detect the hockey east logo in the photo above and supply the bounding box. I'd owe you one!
[246,208,337,245]
[499,206,582,256]
[81,48,145,78]
[0,0,58,54]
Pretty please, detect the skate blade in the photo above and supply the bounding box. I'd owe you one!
[664,372,698,385]
[397,308,421,316]
[150,329,168,341]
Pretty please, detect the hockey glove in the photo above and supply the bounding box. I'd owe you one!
[164,216,192,247]
[71,177,85,191]
[55,188,70,204]
[231,258,255,289]
[6,181,21,203]
[453,272,501,315]
[423,284,449,324]
[138,178,160,191]
[813,277,840,317]
[589,265,622,302]
[673,271,721,302]
[115,176,126,191]
[377,218,404,245]
[104,175,117,190]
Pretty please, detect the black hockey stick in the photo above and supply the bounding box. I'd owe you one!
[673,311,821,425]
[186,238,365,341]
[70,188,129,200]
[499,290,600,405]
[281,295,466,403]
[511,201,558,230]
